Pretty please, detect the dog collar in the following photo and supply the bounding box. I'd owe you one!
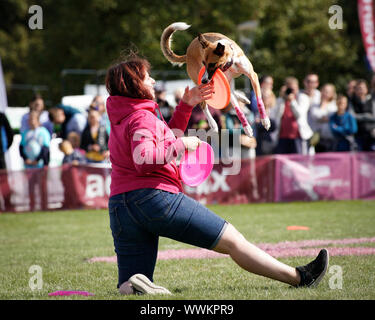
[222,58,233,71]
[221,43,234,71]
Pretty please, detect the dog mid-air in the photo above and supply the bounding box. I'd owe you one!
[160,22,271,137]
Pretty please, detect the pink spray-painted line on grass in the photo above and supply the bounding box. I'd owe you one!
[89,256,116,263]
[88,250,225,263]
[88,237,375,263]
[257,247,375,258]
[157,248,225,260]
[48,290,94,296]
[157,246,375,260]
[256,237,375,250]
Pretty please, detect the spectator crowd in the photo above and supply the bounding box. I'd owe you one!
[156,73,375,158]
[6,93,110,169]
[1,72,375,172]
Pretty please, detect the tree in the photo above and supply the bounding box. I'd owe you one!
[0,0,368,106]
[251,0,368,93]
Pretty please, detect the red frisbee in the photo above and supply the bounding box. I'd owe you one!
[198,66,231,109]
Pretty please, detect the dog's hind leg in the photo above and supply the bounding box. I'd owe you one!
[233,91,250,105]
[226,76,253,137]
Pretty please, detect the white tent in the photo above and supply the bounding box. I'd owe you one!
[0,57,6,113]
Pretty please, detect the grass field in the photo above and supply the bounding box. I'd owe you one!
[0,200,374,300]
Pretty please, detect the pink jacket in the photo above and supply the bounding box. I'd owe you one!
[106,95,194,197]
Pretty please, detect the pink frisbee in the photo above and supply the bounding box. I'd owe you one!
[179,141,214,187]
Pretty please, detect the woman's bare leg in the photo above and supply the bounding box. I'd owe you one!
[213,223,301,286]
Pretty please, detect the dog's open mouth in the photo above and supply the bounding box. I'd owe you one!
[202,59,233,83]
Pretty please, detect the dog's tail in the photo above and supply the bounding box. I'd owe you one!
[161,22,190,66]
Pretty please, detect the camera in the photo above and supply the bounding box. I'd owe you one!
[285,87,293,95]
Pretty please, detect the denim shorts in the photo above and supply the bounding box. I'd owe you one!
[108,188,228,287]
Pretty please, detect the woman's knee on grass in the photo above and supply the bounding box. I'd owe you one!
[213,223,247,254]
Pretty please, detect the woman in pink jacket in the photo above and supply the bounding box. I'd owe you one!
[106,55,329,295]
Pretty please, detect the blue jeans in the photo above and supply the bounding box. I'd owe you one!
[108,189,228,287]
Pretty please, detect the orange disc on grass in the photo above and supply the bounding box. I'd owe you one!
[287,226,310,231]
[197,66,231,109]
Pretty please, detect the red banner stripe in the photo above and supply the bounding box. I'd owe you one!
[358,0,375,71]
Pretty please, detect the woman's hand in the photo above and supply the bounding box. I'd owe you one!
[102,150,110,159]
[240,135,257,149]
[89,144,101,152]
[181,83,215,107]
[25,159,38,166]
[286,92,296,102]
[180,136,202,152]
[319,115,329,123]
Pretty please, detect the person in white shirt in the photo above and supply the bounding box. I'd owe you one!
[309,84,338,152]
[299,73,321,110]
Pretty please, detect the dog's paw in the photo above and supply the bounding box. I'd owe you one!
[244,125,254,138]
[261,117,271,131]
[208,121,219,133]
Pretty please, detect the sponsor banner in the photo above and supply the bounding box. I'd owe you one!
[274,153,353,202]
[1,153,375,213]
[183,157,275,205]
[0,166,64,212]
[70,164,112,208]
[358,0,375,71]
[353,152,375,199]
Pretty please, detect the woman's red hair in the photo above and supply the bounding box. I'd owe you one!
[106,56,153,100]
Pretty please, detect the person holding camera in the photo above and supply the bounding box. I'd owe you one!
[270,77,313,154]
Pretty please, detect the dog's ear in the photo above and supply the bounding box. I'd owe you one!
[198,33,209,49]
[213,42,225,56]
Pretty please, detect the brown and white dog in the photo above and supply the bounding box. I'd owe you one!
[160,22,271,137]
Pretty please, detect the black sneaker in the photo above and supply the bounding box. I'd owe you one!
[295,249,329,288]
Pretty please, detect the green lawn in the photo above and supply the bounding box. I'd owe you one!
[0,200,374,300]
